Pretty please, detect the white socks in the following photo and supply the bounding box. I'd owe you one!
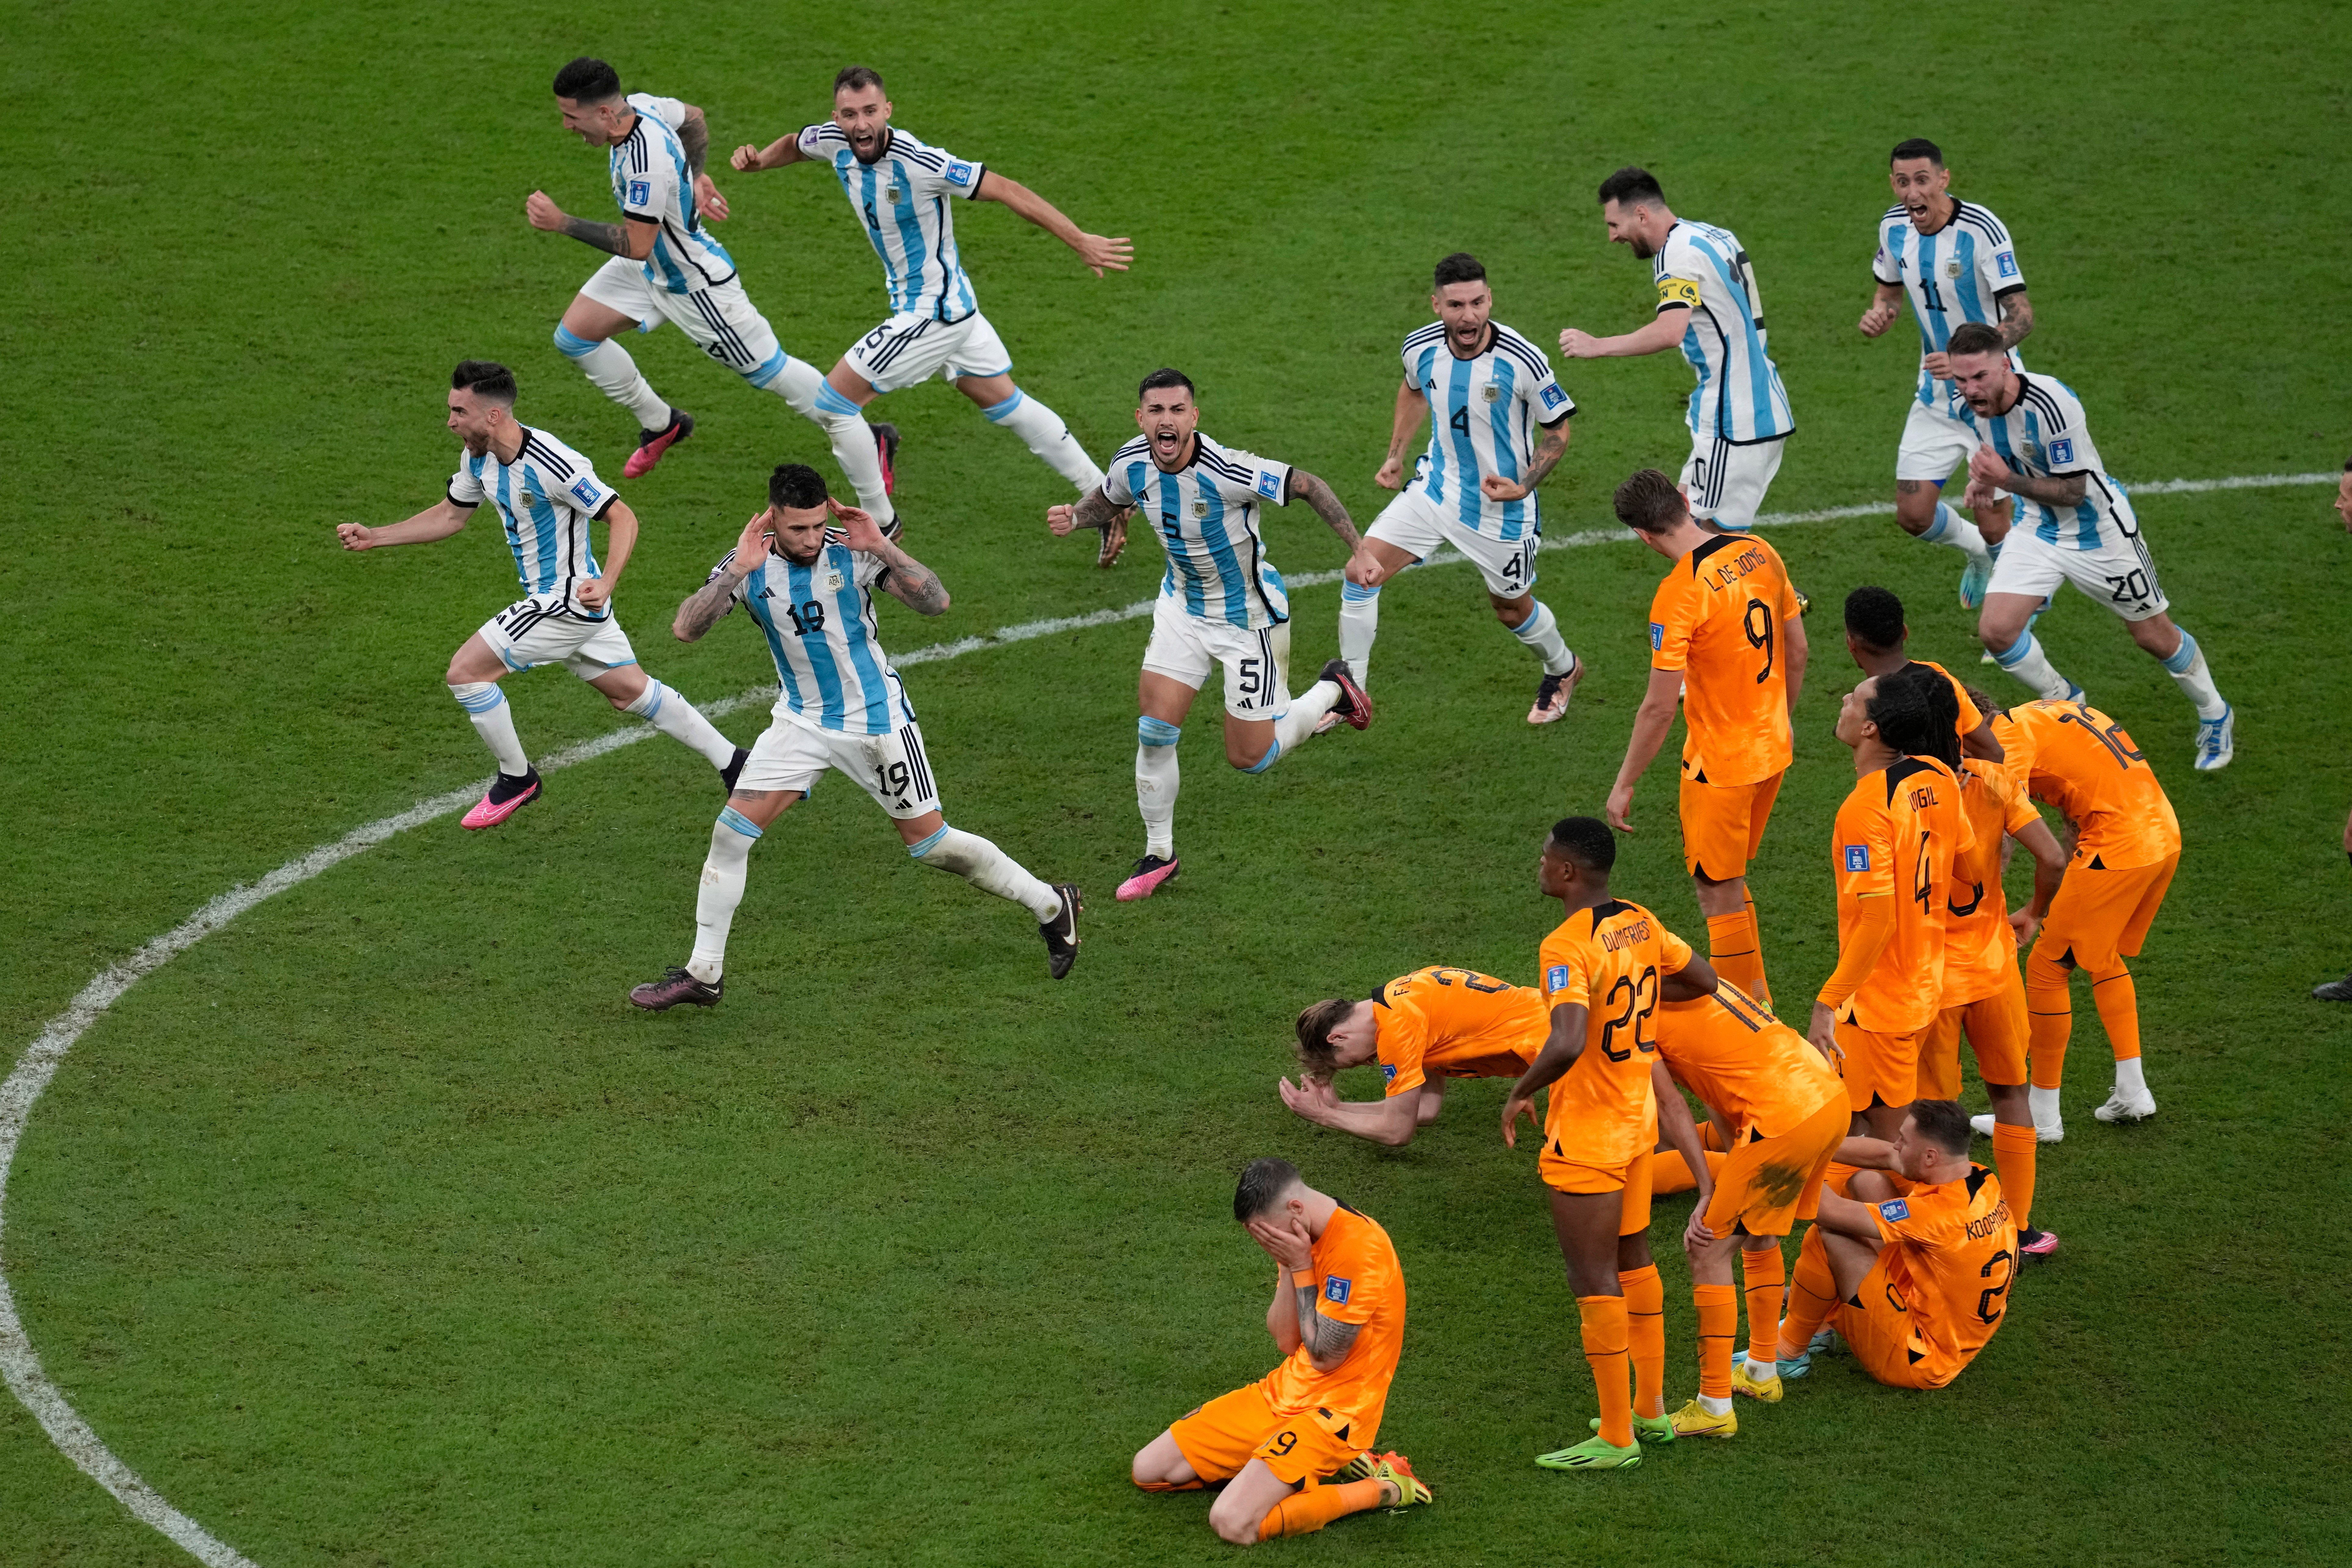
[1744,1355,1777,1378]
[1275,683,1341,751]
[1510,600,1577,676]
[772,360,894,524]
[2029,1085,2063,1129]
[450,682,528,776]
[1698,1394,1732,1416]
[687,808,761,982]
[2114,1056,2149,1098]
[1991,628,2072,700]
[1919,499,1993,564]
[2159,628,2227,720]
[983,389,1103,492]
[565,336,672,432]
[1137,717,1181,859]
[623,678,736,768]
[908,824,1061,922]
[1339,582,1379,687]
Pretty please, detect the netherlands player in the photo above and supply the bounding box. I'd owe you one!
[1343,254,1583,724]
[1605,469,1808,1008]
[729,66,1126,504]
[1858,139,2034,607]
[1841,585,2002,760]
[1945,322,2235,768]
[1501,817,1716,1469]
[1561,169,1794,532]
[1280,967,1548,1145]
[625,464,1078,1009]
[529,59,897,505]
[1132,1158,1430,1544]
[1049,370,1369,902]
[335,362,743,830]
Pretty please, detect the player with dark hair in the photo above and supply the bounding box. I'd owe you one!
[1607,467,1808,1006]
[1562,171,1793,532]
[1048,370,1369,902]
[335,362,743,830]
[1131,1158,1429,1544]
[1502,817,1716,1469]
[626,464,1076,1008]
[1279,967,1548,1145]
[1342,253,1583,723]
[1858,138,2035,607]
[1773,1100,2018,1390]
[1841,585,2001,760]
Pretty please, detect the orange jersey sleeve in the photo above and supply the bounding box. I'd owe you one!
[1869,1165,2017,1383]
[2003,699,2180,868]
[1374,968,1548,1092]
[1647,534,1797,787]
[1260,1205,1407,1439]
[1653,981,1844,1137]
[1940,761,2042,1004]
[1540,900,1695,1166]
[1833,758,1973,1035]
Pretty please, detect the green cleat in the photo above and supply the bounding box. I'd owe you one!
[1590,1411,1676,1444]
[1535,1434,1644,1471]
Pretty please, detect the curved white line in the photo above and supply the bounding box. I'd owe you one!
[1,468,2332,1561]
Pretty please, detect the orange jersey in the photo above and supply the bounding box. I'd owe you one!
[1911,659,1985,740]
[1653,981,1844,1138]
[1259,1204,1406,1437]
[1371,966,1548,1095]
[1648,533,1802,787]
[1831,757,1976,1035]
[1941,759,2043,1005]
[1992,699,2179,870]
[1870,1164,2017,1383]
[1540,898,1695,1166]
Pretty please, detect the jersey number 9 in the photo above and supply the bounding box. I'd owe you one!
[1743,598,1776,684]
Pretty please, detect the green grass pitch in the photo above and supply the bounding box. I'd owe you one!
[6,1,2351,1563]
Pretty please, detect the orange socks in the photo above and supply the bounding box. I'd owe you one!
[1740,1243,1786,1364]
[2025,947,2075,1090]
[2091,965,2141,1062]
[1258,1477,1385,1539]
[1990,1120,2039,1231]
[1777,1229,1839,1359]
[1694,1283,1738,1399]
[1579,1294,1633,1448]
[1705,907,1768,1004]
[1134,1478,1204,1493]
[1620,1265,1666,1419]
[1746,893,1770,1006]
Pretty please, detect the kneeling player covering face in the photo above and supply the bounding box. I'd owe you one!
[1132,1158,1430,1544]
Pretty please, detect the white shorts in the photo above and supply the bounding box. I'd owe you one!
[843,309,1013,395]
[1682,434,1785,531]
[1895,396,1980,482]
[739,711,943,819]
[478,592,638,676]
[1366,486,1541,598]
[579,257,790,388]
[1987,517,2169,621]
[1141,595,1293,720]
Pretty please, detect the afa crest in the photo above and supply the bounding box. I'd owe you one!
[1191,499,1210,520]
[1481,383,1502,404]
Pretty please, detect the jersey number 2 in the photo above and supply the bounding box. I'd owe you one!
[1597,967,1660,1063]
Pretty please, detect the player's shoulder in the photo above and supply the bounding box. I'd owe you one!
[1401,321,1447,355]
[2016,373,2082,421]
[1331,1201,1399,1261]
[1879,202,1910,227]
[1949,200,2013,245]
[1109,433,1152,465]
[518,426,593,480]
[800,121,850,153]
[885,129,951,171]
[1487,322,1558,381]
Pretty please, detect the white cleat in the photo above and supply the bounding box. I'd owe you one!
[2093,1085,2157,1124]
[2193,704,2234,771]
[1971,1112,2063,1143]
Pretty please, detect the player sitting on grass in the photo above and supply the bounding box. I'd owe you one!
[1132,1158,1430,1544]
[1774,1099,2017,1390]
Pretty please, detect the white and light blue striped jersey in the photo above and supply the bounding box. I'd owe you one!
[1955,374,2132,551]
[448,427,616,613]
[1400,321,1574,541]
[1654,220,1794,445]
[1103,433,1293,630]
[610,95,737,295]
[797,124,984,321]
[1871,200,2026,408]
[710,534,915,735]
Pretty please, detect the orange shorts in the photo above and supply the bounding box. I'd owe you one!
[1647,1146,1728,1196]
[1700,1095,1847,1239]
[1169,1381,1366,1487]
[2034,853,2177,974]
[1832,1257,1967,1391]
[1541,1142,1655,1235]
[1678,770,1783,882]
[1835,1017,1925,1112]
[1918,978,2029,1100]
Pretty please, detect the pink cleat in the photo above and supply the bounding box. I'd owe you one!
[1116,854,1180,902]
[461,769,541,830]
[1527,656,1585,725]
[2018,1227,2061,1261]
[621,410,693,478]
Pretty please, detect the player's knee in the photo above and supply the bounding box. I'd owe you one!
[1849,1169,1896,1202]
[1491,595,1532,627]
[553,323,600,359]
[1232,737,1280,772]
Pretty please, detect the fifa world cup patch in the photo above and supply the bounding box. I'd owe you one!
[1324,1277,1351,1305]
[947,160,976,187]
[1546,964,1571,992]
[1649,621,1665,650]
[1996,249,2019,278]
[1843,845,1871,872]
[2047,437,2075,466]
[570,479,600,507]
[1540,383,1567,411]
[1256,470,1283,501]
[1878,1198,1910,1222]
[628,179,652,208]
[1379,1063,1396,1082]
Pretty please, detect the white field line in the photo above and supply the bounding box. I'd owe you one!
[0,466,2334,1564]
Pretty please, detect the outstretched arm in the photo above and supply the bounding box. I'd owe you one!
[730,132,809,172]
[1286,468,1362,553]
[1561,304,1689,360]
[336,496,473,552]
[525,191,658,260]
[973,171,1132,275]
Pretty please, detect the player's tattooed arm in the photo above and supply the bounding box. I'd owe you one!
[1055,487,1125,533]
[677,106,710,181]
[873,544,952,617]
[1485,417,1572,501]
[1995,289,2034,349]
[1286,469,1362,551]
[673,569,746,642]
[1291,1283,1362,1370]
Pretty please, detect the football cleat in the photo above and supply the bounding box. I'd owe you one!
[1534,1434,1641,1471]
[1590,1411,1675,1444]
[720,746,751,796]
[1330,1452,1378,1484]
[1959,555,1994,610]
[1527,657,1585,725]
[1668,1399,1738,1439]
[1775,1350,1813,1380]
[622,410,693,478]
[461,769,541,831]
[1116,855,1180,902]
[1040,884,1081,979]
[1793,587,1812,618]
[872,421,900,496]
[1317,659,1373,731]
[1731,1359,1783,1402]
[1368,1452,1431,1508]
[2093,1084,2156,1123]
[1970,1112,2063,1144]
[2192,704,2234,771]
[2312,974,2352,1003]
[2018,1226,2061,1260]
[628,967,723,1011]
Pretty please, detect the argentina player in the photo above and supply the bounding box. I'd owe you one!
[628,464,1080,1010]
[729,66,1129,503]
[1048,370,1371,903]
[526,58,898,512]
[335,362,745,830]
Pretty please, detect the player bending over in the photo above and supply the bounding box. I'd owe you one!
[1606,468,1808,1007]
[1132,1157,1430,1544]
[1774,1100,2017,1389]
[1343,253,1583,723]
[1280,967,1547,1144]
[626,465,1077,1009]
[336,361,743,830]
[1945,321,2234,769]
[731,66,1125,509]
[1562,168,1793,532]
[1050,370,1369,902]
[529,59,896,501]
[1841,585,2002,760]
[1501,817,1715,1469]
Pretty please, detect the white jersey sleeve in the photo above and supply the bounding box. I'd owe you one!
[849,535,895,589]
[621,94,687,222]
[796,122,841,159]
[902,141,987,202]
[549,446,618,518]
[703,548,747,616]
[1871,214,1904,286]
[1977,226,2024,300]
[448,459,485,507]
[1513,335,1575,424]
[2031,382,2098,474]
[1654,236,1705,317]
[1198,442,1292,508]
[1102,458,1140,508]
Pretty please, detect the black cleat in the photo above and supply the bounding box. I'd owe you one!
[629,967,723,1011]
[2313,973,2352,1002]
[622,410,693,478]
[872,421,901,496]
[1040,884,1082,979]
[1317,658,1373,730]
[720,746,751,795]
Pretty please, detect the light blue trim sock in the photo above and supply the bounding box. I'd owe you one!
[689,811,762,981]
[814,381,864,418]
[1138,716,1182,746]
[905,823,950,858]
[1339,580,1380,686]
[1241,738,1283,774]
[1992,629,2068,700]
[2160,627,2226,718]
[718,806,766,840]
[981,391,1028,422]
[553,324,599,358]
[450,681,527,775]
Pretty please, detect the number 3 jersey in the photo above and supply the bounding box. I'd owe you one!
[707,533,912,736]
[1399,320,1573,543]
[1646,532,1802,787]
[1830,756,1976,1036]
[1539,900,1695,1168]
[1103,432,1294,630]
